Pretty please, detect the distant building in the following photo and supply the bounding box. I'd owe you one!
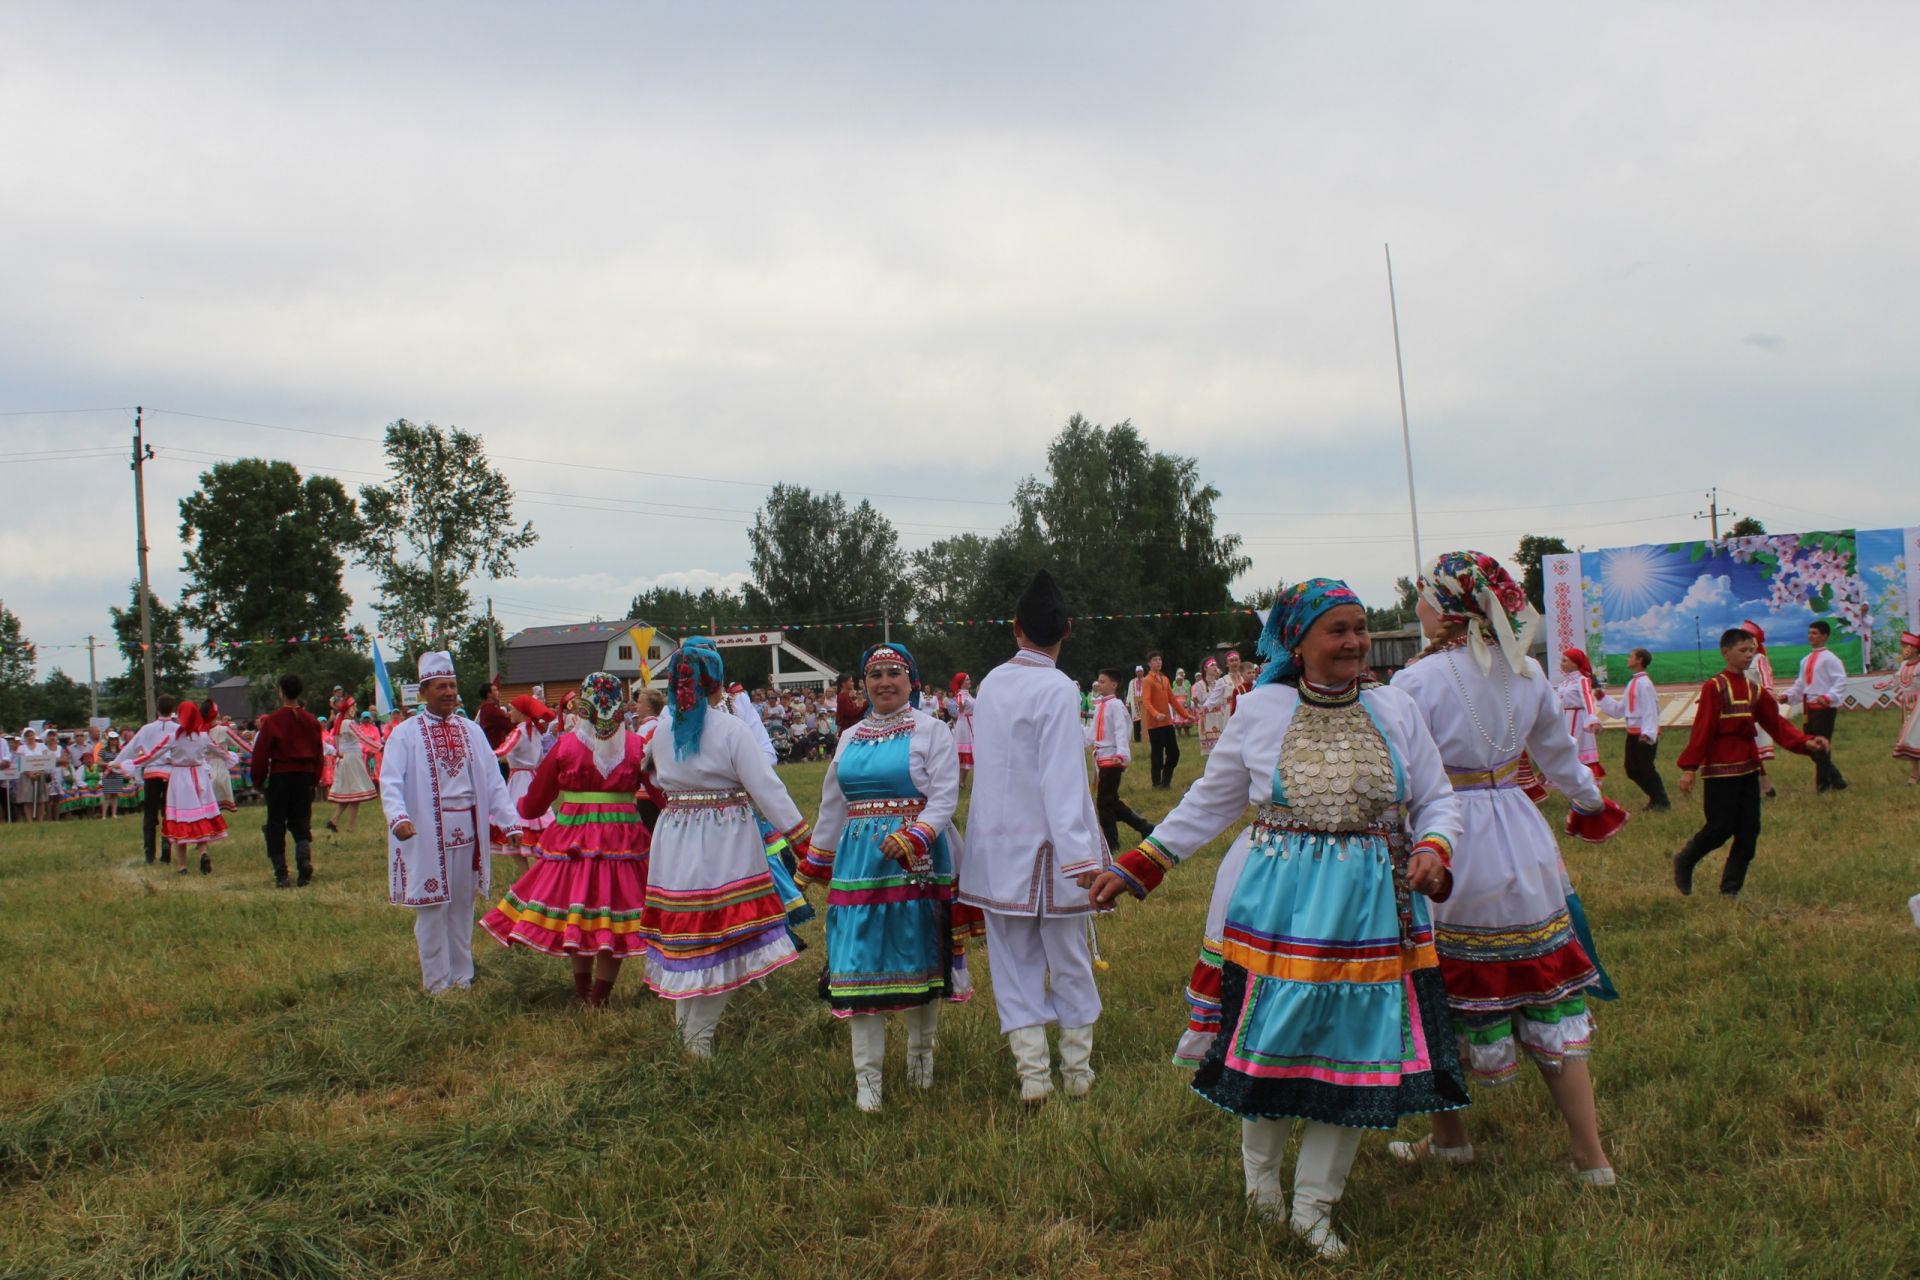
[497,620,678,704]
[206,674,262,724]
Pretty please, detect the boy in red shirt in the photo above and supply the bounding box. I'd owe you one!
[1672,629,1828,897]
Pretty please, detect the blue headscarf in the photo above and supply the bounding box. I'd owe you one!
[669,637,727,760]
[860,641,922,711]
[1255,578,1366,685]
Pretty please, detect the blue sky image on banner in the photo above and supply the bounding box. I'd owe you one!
[1577,529,1900,684]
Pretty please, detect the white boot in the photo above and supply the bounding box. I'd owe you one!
[1241,1117,1288,1216]
[850,1014,886,1112]
[1290,1121,1363,1260]
[679,993,729,1060]
[1058,1024,1095,1097]
[1006,1025,1053,1105]
[905,1004,939,1090]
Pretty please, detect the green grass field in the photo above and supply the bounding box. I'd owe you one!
[4,712,1918,1278]
[1603,639,1864,688]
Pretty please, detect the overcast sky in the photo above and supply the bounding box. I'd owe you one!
[3,2,1913,679]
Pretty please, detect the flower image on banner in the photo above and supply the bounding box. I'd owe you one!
[1578,530,1882,685]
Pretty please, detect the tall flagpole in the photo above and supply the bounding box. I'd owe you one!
[1384,244,1424,581]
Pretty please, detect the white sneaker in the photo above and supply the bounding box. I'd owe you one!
[1387,1136,1474,1165]
[1571,1163,1617,1187]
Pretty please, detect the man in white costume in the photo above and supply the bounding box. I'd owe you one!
[959,570,1110,1104]
[380,651,520,994]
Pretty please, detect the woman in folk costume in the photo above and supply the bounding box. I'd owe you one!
[197,702,238,813]
[1741,620,1779,797]
[1089,579,1468,1260]
[639,639,814,1057]
[482,673,651,1008]
[1195,656,1230,754]
[495,693,556,840]
[209,711,254,807]
[797,641,971,1112]
[1872,631,1920,782]
[725,682,816,934]
[158,702,235,875]
[1557,648,1605,777]
[1390,551,1627,1186]
[947,673,976,774]
[325,707,381,833]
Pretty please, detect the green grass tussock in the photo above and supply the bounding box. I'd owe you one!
[1,710,1917,1277]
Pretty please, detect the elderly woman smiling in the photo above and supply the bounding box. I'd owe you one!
[1089,578,1468,1260]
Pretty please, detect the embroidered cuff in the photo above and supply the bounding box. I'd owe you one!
[1115,836,1178,897]
[1411,834,1453,867]
[1565,797,1629,844]
[777,819,814,866]
[795,847,835,885]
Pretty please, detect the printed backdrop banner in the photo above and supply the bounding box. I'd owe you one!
[1542,552,1584,679]
[1572,527,1914,686]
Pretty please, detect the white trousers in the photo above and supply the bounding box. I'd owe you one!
[412,837,477,994]
[981,911,1102,1033]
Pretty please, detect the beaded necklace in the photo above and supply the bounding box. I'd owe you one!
[1298,676,1363,708]
[1442,648,1519,755]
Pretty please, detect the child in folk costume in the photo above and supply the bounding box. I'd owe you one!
[1557,648,1605,777]
[948,674,976,774]
[159,703,236,875]
[1781,619,1851,793]
[798,642,971,1112]
[1391,551,1628,1186]
[1672,630,1826,898]
[379,652,523,995]
[1090,579,1467,1259]
[1741,620,1779,797]
[495,694,556,839]
[1086,668,1154,856]
[639,639,814,1057]
[326,710,380,833]
[1871,631,1920,782]
[958,571,1110,1106]
[1599,647,1672,811]
[482,673,651,1008]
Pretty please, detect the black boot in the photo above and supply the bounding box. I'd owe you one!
[295,841,314,887]
[1671,847,1698,896]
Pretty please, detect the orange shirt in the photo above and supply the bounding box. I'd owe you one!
[1141,672,1173,730]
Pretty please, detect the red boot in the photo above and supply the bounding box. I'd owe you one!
[585,978,615,1009]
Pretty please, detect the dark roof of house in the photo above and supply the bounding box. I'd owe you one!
[501,618,673,686]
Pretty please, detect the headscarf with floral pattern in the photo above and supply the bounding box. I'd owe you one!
[1417,549,1542,677]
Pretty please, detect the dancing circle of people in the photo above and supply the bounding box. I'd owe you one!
[76,546,1920,1262]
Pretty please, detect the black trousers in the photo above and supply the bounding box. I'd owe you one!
[142,777,170,861]
[1622,734,1670,808]
[1148,725,1181,788]
[262,773,316,878]
[1677,772,1762,895]
[1802,706,1847,789]
[1095,765,1153,854]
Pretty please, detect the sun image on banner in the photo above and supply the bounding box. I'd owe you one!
[1577,530,1886,686]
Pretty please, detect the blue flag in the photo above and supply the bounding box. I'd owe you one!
[372,639,396,717]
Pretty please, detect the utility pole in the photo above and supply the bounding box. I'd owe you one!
[85,635,98,720]
[1384,244,1425,579]
[884,603,891,644]
[130,406,157,721]
[1693,487,1736,540]
[486,597,498,684]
